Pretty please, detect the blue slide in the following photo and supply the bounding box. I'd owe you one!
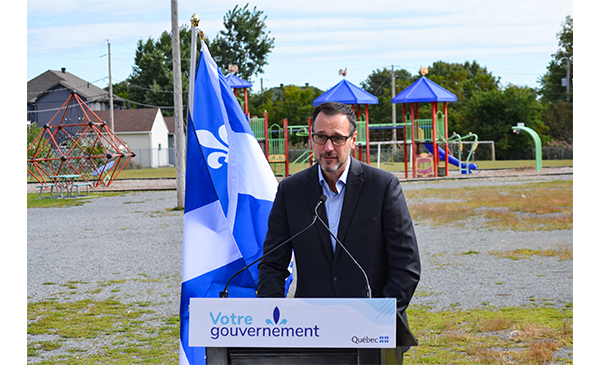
[424,143,477,174]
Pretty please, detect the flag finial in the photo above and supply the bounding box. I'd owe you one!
[190,13,200,27]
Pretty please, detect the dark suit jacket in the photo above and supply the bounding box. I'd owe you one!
[257,157,420,313]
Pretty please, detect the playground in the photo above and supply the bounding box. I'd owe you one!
[27,69,564,197]
[232,71,554,180]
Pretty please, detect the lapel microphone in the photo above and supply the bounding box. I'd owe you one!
[314,195,372,298]
[220,195,327,298]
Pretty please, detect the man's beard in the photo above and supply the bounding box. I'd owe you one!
[318,152,349,173]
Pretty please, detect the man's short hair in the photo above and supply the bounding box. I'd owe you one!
[312,102,357,133]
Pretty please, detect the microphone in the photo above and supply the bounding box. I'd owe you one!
[314,197,373,298]
[220,195,327,298]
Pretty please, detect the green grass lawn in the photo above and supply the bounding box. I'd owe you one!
[27,160,572,182]
[109,160,575,179]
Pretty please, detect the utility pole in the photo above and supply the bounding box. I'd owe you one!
[171,0,185,208]
[391,65,396,143]
[391,65,397,155]
[566,59,571,102]
[107,40,114,131]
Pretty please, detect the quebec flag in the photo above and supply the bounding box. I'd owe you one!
[179,40,278,364]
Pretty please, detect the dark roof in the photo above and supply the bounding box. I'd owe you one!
[27,69,125,104]
[392,77,457,104]
[93,108,161,133]
[313,79,378,106]
[164,116,175,134]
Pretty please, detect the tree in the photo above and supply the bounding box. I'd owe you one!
[426,60,500,102]
[360,67,414,125]
[460,85,547,159]
[249,84,323,126]
[209,3,275,82]
[122,24,199,115]
[538,15,573,104]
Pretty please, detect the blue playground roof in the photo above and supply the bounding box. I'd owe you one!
[392,76,457,104]
[313,79,378,106]
[225,74,253,88]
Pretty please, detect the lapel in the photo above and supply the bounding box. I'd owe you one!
[336,157,364,248]
[303,165,335,263]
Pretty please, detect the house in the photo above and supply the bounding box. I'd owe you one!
[27,68,125,127]
[94,108,171,168]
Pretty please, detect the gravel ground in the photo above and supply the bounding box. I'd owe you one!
[27,167,573,362]
[28,167,573,311]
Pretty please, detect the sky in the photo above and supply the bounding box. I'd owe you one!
[26,0,574,98]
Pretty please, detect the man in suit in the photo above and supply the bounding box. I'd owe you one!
[257,101,420,360]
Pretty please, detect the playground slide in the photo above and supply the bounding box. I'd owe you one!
[424,143,477,173]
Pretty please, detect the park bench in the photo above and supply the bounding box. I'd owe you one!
[36,182,60,199]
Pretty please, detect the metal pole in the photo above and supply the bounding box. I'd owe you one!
[107,40,114,131]
[566,59,571,102]
[171,0,186,208]
[391,65,396,145]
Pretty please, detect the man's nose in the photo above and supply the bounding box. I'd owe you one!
[323,138,335,151]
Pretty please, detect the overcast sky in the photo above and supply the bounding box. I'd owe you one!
[26,0,574,96]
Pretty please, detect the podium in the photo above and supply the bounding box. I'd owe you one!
[189,298,417,364]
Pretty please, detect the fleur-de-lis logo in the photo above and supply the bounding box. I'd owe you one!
[196,125,229,169]
[265,306,288,326]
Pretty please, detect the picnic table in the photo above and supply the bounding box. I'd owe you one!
[36,174,92,198]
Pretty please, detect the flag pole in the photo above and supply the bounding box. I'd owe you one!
[188,14,199,119]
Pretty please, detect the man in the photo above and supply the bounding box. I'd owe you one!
[257,102,420,357]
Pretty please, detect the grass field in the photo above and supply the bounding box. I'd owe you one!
[45,159,571,181]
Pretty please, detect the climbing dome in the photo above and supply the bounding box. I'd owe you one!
[27,91,135,187]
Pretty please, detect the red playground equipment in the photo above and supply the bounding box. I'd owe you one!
[27,91,135,189]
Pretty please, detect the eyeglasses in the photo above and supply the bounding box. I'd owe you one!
[311,133,354,146]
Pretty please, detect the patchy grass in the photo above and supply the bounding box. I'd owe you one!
[27,276,180,364]
[490,244,573,261]
[27,192,126,209]
[28,275,572,364]
[405,180,572,231]
[405,305,573,364]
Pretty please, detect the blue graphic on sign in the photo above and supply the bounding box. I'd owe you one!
[265,306,288,326]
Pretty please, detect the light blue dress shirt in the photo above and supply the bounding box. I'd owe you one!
[318,159,351,252]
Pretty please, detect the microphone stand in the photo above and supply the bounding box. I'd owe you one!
[219,197,326,298]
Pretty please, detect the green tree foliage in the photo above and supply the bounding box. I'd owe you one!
[209,3,275,82]
[360,68,414,124]
[542,101,572,144]
[537,15,573,146]
[427,60,500,102]
[460,85,547,159]
[538,15,573,104]
[118,4,273,114]
[361,62,500,136]
[249,84,323,127]
[121,25,199,115]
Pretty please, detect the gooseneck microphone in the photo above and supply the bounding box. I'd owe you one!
[314,196,372,298]
[220,195,327,298]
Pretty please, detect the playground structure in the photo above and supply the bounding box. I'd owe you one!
[225,73,252,115]
[248,114,314,177]
[512,123,542,172]
[27,91,135,188]
[230,74,482,179]
[390,75,478,178]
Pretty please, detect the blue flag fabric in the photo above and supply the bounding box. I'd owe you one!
[179,40,279,365]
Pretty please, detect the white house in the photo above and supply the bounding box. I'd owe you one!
[94,108,170,168]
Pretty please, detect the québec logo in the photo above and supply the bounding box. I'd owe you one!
[265,306,288,326]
